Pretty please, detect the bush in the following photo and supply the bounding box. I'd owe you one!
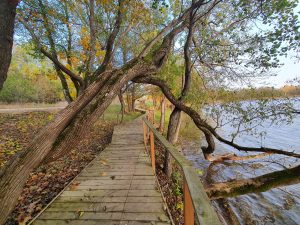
[0,72,63,103]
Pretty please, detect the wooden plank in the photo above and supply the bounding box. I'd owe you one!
[124,203,164,213]
[39,212,122,220]
[121,212,169,221]
[60,190,128,197]
[55,196,127,203]
[48,202,124,212]
[34,220,122,225]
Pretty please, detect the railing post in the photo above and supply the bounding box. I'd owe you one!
[184,178,195,225]
[143,121,148,146]
[150,130,155,173]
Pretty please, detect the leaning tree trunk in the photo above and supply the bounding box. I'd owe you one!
[43,60,153,163]
[0,69,113,224]
[0,0,18,90]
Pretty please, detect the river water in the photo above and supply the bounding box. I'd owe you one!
[182,100,300,225]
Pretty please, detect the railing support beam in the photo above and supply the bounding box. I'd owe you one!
[184,178,195,225]
[150,130,155,173]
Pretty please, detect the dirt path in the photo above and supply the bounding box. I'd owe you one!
[0,102,67,113]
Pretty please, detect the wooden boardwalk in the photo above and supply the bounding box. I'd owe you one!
[31,117,171,225]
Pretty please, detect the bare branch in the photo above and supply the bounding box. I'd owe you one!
[18,16,85,88]
[134,76,300,158]
[93,0,125,76]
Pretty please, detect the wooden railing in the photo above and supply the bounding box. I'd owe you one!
[141,110,220,225]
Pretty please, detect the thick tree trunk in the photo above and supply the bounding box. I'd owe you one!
[0,0,18,90]
[159,96,166,132]
[164,107,182,177]
[206,165,300,199]
[43,60,153,163]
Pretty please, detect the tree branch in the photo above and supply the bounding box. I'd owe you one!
[18,16,85,88]
[93,0,124,77]
[133,76,300,158]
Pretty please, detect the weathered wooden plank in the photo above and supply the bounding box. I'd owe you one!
[126,197,162,203]
[121,212,169,221]
[55,196,127,203]
[61,190,128,197]
[69,185,131,190]
[39,212,123,220]
[47,202,124,212]
[34,220,121,225]
[124,203,164,213]
[127,190,161,197]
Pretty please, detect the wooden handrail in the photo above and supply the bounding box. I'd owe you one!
[142,116,221,225]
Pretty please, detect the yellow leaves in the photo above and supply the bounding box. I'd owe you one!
[97,0,112,5]
[80,35,90,51]
[70,56,80,67]
[100,172,107,176]
[99,159,108,165]
[76,209,84,218]
[95,42,106,60]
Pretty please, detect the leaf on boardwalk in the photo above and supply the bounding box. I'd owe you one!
[76,209,84,218]
[69,182,80,191]
[100,172,107,176]
[110,175,116,180]
[99,159,108,165]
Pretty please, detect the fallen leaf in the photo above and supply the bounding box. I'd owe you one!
[69,182,80,191]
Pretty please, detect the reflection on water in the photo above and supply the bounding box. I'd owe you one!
[182,101,300,225]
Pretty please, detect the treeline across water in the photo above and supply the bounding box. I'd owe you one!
[207,85,300,103]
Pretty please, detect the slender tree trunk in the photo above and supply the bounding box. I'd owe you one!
[118,91,125,123]
[164,107,182,177]
[126,93,132,112]
[0,0,18,90]
[131,84,136,112]
[56,68,73,103]
[159,96,166,132]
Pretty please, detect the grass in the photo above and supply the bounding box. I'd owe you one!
[152,107,202,143]
[102,104,141,123]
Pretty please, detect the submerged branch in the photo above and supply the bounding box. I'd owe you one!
[206,165,300,199]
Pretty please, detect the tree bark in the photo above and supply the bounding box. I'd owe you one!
[43,59,155,163]
[159,96,166,132]
[118,91,126,123]
[164,107,182,177]
[0,0,18,90]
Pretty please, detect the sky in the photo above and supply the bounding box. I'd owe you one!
[256,3,300,88]
[261,55,300,88]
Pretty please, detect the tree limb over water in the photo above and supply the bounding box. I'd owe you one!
[134,76,300,159]
[206,165,300,199]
